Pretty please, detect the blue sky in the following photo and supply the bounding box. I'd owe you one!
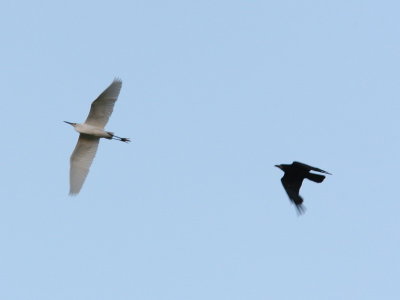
[1,0,400,299]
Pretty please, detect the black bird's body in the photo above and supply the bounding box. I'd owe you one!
[275,161,331,214]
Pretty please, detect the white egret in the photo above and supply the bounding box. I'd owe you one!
[65,78,130,195]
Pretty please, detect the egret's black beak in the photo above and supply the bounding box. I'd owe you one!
[64,121,74,125]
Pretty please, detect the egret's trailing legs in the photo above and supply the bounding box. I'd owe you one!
[109,134,130,143]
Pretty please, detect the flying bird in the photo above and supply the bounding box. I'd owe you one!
[64,79,130,195]
[275,161,331,214]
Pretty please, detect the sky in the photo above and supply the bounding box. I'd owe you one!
[1,0,400,299]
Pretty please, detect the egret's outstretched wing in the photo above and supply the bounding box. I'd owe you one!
[85,79,122,128]
[69,134,100,195]
[292,161,332,175]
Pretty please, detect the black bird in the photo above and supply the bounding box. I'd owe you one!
[275,161,331,214]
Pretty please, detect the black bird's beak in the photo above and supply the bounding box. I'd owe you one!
[275,164,282,170]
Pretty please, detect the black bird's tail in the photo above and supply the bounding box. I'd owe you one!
[306,173,325,183]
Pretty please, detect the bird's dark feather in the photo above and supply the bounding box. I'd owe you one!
[292,161,332,175]
[306,173,325,183]
[276,161,331,214]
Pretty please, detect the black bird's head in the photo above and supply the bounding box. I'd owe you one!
[275,164,286,172]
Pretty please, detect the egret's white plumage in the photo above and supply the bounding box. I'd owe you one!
[65,79,129,195]
[85,80,122,128]
[69,135,100,195]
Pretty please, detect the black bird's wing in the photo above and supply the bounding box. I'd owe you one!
[281,175,306,214]
[292,161,331,175]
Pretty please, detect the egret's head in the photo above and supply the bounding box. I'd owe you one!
[64,121,77,127]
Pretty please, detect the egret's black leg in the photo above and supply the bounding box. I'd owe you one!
[112,135,130,143]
